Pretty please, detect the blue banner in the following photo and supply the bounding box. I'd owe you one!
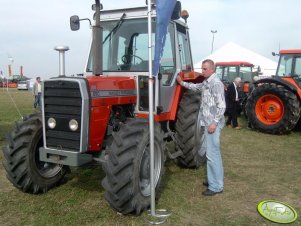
[153,0,177,77]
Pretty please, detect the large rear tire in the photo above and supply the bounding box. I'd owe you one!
[246,83,301,134]
[101,118,165,215]
[175,90,205,168]
[2,113,68,193]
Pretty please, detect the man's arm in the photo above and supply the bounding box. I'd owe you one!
[176,75,203,92]
[212,82,226,124]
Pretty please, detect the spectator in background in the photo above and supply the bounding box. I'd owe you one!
[33,77,41,109]
[225,77,242,129]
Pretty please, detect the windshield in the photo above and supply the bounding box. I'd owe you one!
[86,18,176,74]
[239,66,253,82]
[277,54,294,76]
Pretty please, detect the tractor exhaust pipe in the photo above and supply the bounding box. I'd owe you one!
[92,0,103,76]
[54,45,69,77]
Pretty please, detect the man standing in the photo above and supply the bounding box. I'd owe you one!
[225,77,242,129]
[177,59,226,196]
[33,77,42,109]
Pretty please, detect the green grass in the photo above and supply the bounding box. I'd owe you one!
[0,89,301,226]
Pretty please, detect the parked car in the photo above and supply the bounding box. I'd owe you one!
[17,81,28,90]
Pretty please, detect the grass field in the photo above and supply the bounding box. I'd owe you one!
[0,88,300,226]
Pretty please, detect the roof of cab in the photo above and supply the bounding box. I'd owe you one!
[216,61,254,67]
[279,49,301,54]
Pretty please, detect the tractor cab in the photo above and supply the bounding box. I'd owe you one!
[215,61,258,104]
[215,61,256,88]
[84,6,194,113]
[276,50,301,90]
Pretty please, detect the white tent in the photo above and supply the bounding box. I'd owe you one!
[194,42,278,77]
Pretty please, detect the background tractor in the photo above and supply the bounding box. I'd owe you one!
[215,61,259,115]
[246,49,301,134]
[2,0,204,215]
[215,61,258,88]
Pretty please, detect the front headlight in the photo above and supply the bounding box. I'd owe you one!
[69,119,79,131]
[47,117,56,129]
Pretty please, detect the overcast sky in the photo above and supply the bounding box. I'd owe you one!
[0,0,300,79]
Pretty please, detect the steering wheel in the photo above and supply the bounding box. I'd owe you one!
[121,54,143,64]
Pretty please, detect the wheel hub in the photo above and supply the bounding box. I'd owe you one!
[139,144,162,197]
[256,94,284,125]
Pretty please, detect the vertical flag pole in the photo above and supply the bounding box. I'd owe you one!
[145,1,171,224]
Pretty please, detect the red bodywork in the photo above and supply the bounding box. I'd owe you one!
[87,71,202,151]
[136,71,203,121]
[282,77,301,98]
[86,76,136,151]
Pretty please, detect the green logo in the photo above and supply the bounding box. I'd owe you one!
[257,200,298,224]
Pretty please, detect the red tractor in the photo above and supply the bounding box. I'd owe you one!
[246,49,301,134]
[215,61,257,88]
[2,1,204,215]
[216,61,258,114]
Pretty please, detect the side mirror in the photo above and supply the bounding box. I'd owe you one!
[70,15,80,31]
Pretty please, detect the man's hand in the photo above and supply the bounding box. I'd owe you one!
[207,123,217,134]
[176,75,183,85]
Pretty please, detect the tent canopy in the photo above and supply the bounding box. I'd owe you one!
[194,42,278,77]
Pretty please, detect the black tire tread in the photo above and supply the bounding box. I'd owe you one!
[175,90,203,168]
[101,118,165,215]
[2,113,67,194]
[246,83,301,134]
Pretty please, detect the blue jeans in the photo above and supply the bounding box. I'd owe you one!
[34,93,41,108]
[202,123,224,192]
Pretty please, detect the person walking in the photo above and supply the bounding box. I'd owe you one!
[225,77,242,129]
[177,59,226,196]
[33,77,42,109]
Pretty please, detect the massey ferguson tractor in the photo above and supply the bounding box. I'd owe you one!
[2,1,204,215]
[246,49,301,134]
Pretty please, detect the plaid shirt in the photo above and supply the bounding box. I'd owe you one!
[182,73,226,126]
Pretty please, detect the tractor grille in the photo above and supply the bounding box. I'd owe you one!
[43,79,84,152]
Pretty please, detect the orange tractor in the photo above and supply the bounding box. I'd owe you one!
[2,1,204,215]
[246,49,301,134]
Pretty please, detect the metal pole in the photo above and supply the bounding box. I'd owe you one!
[144,1,170,224]
[147,0,156,216]
[211,30,217,54]
[92,0,103,76]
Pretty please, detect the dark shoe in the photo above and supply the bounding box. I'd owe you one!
[203,181,209,187]
[202,189,223,196]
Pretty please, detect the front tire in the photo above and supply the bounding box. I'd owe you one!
[2,113,68,193]
[246,83,301,134]
[101,118,165,215]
